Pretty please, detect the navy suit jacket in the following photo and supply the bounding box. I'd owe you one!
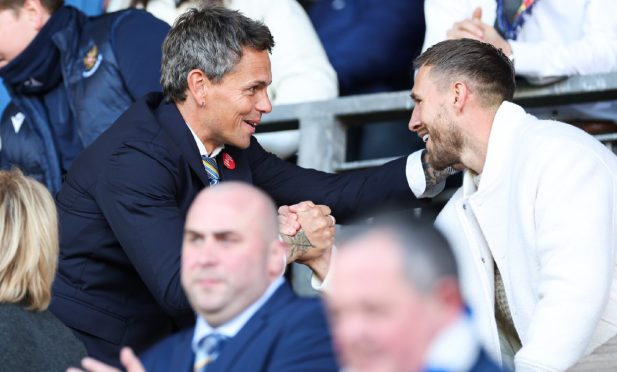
[51,93,419,364]
[140,282,338,372]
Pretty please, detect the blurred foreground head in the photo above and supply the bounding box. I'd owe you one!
[327,219,463,372]
[181,182,287,326]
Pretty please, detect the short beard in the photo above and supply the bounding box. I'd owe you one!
[426,110,464,170]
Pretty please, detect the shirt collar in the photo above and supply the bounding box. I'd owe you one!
[191,277,285,353]
[423,313,482,371]
[185,122,224,158]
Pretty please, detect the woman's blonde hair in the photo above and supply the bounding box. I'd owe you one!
[0,168,58,311]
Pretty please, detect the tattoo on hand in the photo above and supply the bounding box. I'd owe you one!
[281,229,313,260]
[421,150,455,189]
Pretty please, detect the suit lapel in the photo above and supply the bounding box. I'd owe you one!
[212,283,296,371]
[155,100,211,187]
[171,329,197,372]
[217,143,253,183]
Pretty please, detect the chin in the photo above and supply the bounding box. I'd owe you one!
[428,153,456,171]
[237,137,252,149]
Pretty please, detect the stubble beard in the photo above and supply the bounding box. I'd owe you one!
[426,112,464,171]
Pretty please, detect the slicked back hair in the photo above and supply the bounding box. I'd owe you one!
[161,5,274,102]
[0,0,63,12]
[414,39,515,108]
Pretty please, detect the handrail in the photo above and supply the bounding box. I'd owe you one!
[261,72,617,172]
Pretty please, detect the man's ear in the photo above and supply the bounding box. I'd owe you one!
[452,81,470,112]
[268,240,288,278]
[432,277,464,309]
[186,69,211,107]
[23,0,51,31]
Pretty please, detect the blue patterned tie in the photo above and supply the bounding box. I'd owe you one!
[201,155,220,186]
[193,333,227,372]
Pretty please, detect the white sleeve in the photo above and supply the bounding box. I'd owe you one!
[310,245,337,292]
[512,0,617,79]
[422,0,491,52]
[406,150,446,198]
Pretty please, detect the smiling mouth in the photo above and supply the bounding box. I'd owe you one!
[422,134,430,143]
[244,120,259,128]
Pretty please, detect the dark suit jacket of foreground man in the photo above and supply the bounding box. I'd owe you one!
[140,282,337,372]
[51,93,417,363]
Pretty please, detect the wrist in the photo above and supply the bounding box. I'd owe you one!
[304,247,332,282]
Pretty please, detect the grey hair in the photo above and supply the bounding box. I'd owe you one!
[363,217,459,294]
[414,38,515,108]
[161,5,274,102]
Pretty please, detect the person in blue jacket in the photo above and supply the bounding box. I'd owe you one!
[65,0,104,15]
[309,0,426,160]
[0,0,169,194]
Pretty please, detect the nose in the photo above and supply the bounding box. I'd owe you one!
[256,90,272,114]
[196,241,220,267]
[408,107,422,132]
[335,313,366,347]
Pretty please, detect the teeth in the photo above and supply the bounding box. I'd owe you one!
[422,134,430,143]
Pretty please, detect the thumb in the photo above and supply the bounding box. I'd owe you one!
[472,6,482,21]
[120,347,145,372]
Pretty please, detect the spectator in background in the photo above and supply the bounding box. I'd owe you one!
[410,38,617,371]
[69,183,338,372]
[0,169,86,370]
[326,219,501,372]
[422,0,617,124]
[309,0,426,160]
[0,0,104,116]
[106,0,338,159]
[0,0,169,194]
[65,0,105,15]
[0,84,7,117]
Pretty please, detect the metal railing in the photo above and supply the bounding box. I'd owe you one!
[262,72,617,172]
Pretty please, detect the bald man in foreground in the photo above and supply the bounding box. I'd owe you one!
[71,182,338,372]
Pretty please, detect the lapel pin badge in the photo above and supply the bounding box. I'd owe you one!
[223,153,236,170]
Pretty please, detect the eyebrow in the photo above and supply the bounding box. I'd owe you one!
[410,92,420,101]
[184,228,240,240]
[184,228,203,237]
[246,80,270,88]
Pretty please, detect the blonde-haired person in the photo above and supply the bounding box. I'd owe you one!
[0,169,86,371]
[106,0,338,159]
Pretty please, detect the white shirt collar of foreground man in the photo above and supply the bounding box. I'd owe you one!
[191,276,284,352]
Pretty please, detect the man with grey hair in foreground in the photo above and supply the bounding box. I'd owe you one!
[68,182,338,372]
[326,218,501,372]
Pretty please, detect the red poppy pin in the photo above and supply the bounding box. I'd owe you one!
[223,153,236,170]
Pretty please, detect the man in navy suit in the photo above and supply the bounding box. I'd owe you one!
[52,5,446,365]
[70,182,338,372]
[326,219,502,372]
